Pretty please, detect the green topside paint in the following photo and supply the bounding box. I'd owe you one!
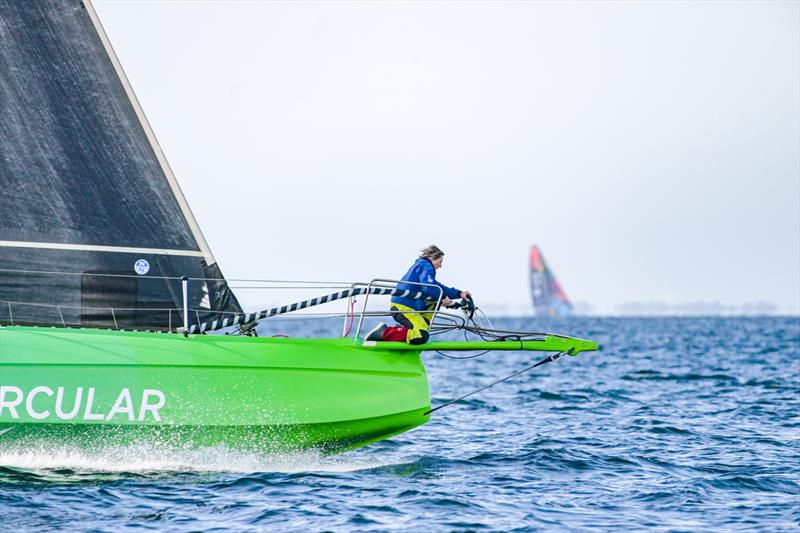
[0,326,598,453]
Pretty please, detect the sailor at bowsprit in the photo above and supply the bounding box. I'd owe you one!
[366,245,472,344]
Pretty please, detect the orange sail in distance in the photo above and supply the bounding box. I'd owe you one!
[529,245,573,316]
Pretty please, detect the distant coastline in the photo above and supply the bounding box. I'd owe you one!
[479,301,799,317]
[611,301,787,316]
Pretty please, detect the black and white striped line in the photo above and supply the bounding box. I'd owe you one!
[187,286,431,334]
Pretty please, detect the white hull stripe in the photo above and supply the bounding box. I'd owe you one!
[1,240,204,257]
[83,1,216,266]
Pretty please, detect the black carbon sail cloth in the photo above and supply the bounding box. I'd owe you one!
[0,0,241,328]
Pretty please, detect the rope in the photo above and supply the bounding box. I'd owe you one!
[188,286,435,334]
[425,349,570,415]
[429,298,585,345]
[0,268,355,285]
[343,298,357,337]
[434,349,492,360]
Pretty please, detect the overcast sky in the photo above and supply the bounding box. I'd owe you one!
[93,1,799,314]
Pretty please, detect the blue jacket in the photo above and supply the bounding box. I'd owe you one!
[391,258,461,311]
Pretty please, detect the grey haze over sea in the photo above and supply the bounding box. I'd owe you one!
[1,317,798,531]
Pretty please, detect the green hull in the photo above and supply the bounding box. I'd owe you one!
[0,326,598,453]
[0,327,431,453]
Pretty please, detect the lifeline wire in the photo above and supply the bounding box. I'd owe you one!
[188,286,434,334]
[425,349,570,415]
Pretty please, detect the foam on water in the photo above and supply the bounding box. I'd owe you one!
[0,443,402,475]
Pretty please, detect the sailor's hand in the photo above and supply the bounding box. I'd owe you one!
[460,291,472,300]
[441,297,452,307]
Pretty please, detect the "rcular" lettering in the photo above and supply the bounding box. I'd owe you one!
[0,386,166,422]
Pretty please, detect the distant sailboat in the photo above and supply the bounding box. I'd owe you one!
[529,245,572,316]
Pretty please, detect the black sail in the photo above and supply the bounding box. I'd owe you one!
[0,0,241,329]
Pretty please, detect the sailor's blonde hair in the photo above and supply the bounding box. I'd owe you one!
[420,244,444,260]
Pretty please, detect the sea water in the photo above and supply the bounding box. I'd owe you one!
[0,317,798,531]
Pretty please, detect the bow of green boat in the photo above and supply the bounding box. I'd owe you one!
[0,326,598,453]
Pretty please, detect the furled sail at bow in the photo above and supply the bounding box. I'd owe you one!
[0,0,241,329]
[529,245,572,317]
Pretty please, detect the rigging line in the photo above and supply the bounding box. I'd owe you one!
[454,321,576,340]
[227,278,355,284]
[0,300,180,311]
[0,268,185,280]
[0,268,229,282]
[189,286,434,334]
[0,268,355,286]
[343,298,357,337]
[461,328,542,342]
[475,307,496,331]
[229,286,352,290]
[428,311,536,344]
[2,303,391,319]
[434,349,492,360]
[424,350,570,416]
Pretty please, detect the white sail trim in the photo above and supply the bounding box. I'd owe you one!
[1,240,204,257]
[83,0,217,267]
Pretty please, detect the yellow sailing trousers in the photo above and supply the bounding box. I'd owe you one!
[390,302,436,345]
